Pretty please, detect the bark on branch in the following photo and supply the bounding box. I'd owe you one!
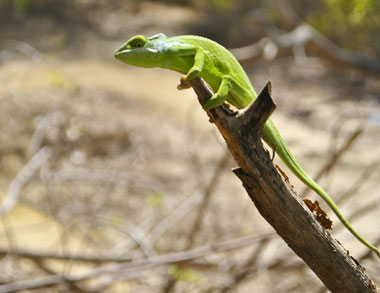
[189,77,379,293]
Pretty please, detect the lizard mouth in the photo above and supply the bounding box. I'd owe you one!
[114,49,129,58]
[114,48,148,59]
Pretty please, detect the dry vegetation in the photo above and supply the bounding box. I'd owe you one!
[0,1,380,292]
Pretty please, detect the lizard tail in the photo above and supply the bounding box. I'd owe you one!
[262,119,380,259]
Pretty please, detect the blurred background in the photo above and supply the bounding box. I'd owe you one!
[0,0,380,292]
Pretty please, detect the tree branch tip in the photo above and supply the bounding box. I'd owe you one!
[256,80,275,110]
[236,81,276,132]
[264,80,273,96]
[232,167,243,175]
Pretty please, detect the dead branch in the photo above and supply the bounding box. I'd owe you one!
[336,160,380,205]
[301,127,362,197]
[270,0,301,29]
[189,77,379,293]
[0,232,274,292]
[231,24,380,74]
[0,146,52,219]
[221,237,271,292]
[186,150,230,249]
[147,192,203,242]
[111,191,204,257]
[0,247,133,263]
[165,151,231,292]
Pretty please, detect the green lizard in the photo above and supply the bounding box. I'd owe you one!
[114,33,380,258]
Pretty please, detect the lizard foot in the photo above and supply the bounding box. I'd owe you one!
[177,75,191,90]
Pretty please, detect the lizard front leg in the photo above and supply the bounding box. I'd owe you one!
[170,47,205,90]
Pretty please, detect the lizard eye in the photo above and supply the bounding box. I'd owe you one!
[127,35,147,49]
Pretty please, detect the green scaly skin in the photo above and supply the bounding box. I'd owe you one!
[115,33,380,259]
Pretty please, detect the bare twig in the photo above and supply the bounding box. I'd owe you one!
[43,168,163,189]
[162,150,230,293]
[0,39,44,61]
[336,160,380,205]
[231,24,380,74]
[0,233,274,292]
[301,127,362,197]
[335,200,379,234]
[165,156,233,293]
[186,150,231,249]
[0,146,52,219]
[0,247,133,263]
[112,223,157,258]
[110,192,204,257]
[27,115,49,159]
[148,192,204,242]
[221,237,271,293]
[271,0,301,29]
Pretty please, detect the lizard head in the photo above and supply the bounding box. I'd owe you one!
[114,34,168,68]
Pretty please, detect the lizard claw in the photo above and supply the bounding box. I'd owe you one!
[177,75,191,90]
